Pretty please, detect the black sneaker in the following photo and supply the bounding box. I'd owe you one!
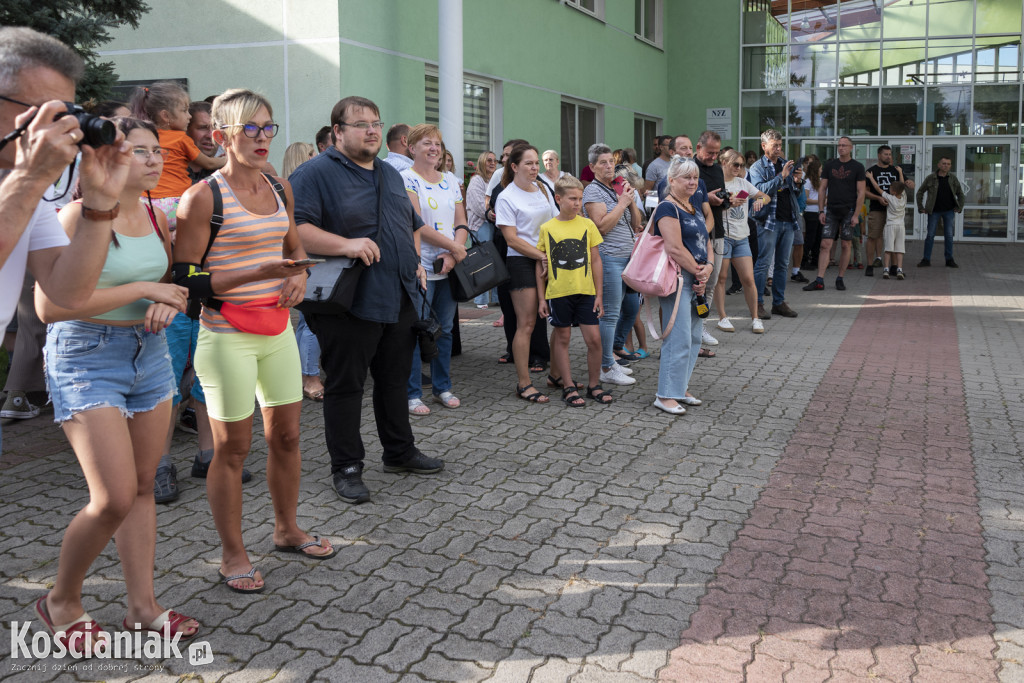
[889,265,898,277]
[383,451,445,474]
[178,407,198,434]
[154,464,179,504]
[917,259,930,267]
[333,463,370,504]
[946,259,959,268]
[191,455,252,483]
[791,271,809,283]
[803,279,824,291]
[865,266,874,277]
[835,277,846,291]
[725,284,742,295]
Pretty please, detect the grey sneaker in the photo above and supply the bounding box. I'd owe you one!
[0,391,40,420]
[333,464,371,504]
[153,464,179,504]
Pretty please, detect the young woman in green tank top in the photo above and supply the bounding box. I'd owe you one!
[35,117,199,653]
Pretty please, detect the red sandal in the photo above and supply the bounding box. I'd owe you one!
[36,594,110,657]
[122,609,200,641]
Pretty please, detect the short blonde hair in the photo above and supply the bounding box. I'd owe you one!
[282,142,316,178]
[406,123,442,149]
[212,89,274,141]
[554,175,583,196]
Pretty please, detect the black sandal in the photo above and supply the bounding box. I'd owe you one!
[586,384,613,405]
[529,358,546,373]
[497,353,511,364]
[546,374,585,390]
[698,348,716,358]
[516,384,549,403]
[562,386,585,407]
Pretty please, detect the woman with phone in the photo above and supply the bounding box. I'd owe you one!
[712,149,772,334]
[174,89,336,594]
[400,124,469,415]
[581,143,642,388]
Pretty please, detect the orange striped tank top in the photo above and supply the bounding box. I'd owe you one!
[200,171,288,333]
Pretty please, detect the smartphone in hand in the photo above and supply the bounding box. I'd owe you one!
[288,258,326,266]
[734,190,749,200]
[612,176,626,196]
[433,257,445,274]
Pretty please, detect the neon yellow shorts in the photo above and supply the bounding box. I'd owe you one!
[194,323,301,422]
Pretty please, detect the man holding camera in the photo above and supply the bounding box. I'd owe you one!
[748,129,801,320]
[291,95,446,505]
[0,27,131,451]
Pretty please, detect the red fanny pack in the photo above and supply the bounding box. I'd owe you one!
[216,296,289,336]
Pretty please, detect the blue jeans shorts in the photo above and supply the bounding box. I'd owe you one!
[45,320,176,423]
[722,236,752,260]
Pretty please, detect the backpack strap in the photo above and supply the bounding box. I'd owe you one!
[263,172,288,209]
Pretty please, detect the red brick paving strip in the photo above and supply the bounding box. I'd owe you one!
[661,273,998,682]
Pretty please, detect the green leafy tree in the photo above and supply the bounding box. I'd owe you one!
[0,0,150,102]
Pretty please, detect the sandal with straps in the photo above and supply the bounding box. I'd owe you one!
[546,374,584,390]
[515,384,549,403]
[123,609,200,641]
[562,386,586,407]
[586,384,614,405]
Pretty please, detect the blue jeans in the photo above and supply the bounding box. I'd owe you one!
[924,210,955,261]
[472,222,498,306]
[753,221,796,307]
[656,273,702,400]
[408,278,457,399]
[294,312,321,377]
[599,255,630,369]
[614,290,640,349]
[165,312,205,406]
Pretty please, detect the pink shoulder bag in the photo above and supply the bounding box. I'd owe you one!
[621,208,684,339]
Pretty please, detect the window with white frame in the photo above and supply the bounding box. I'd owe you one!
[634,116,660,164]
[425,71,495,179]
[561,99,601,176]
[635,0,663,47]
[563,0,604,21]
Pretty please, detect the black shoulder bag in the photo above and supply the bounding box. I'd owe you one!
[297,159,384,315]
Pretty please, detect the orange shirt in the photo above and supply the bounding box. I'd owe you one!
[151,129,200,199]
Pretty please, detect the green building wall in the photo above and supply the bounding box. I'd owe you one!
[100,0,744,169]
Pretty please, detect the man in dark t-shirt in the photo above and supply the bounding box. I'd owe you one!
[804,136,865,292]
[864,145,905,276]
[915,156,965,267]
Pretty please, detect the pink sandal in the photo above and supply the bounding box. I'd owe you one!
[36,594,110,657]
[122,609,200,641]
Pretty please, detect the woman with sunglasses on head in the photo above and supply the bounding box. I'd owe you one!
[174,89,336,595]
[711,149,771,335]
[650,156,713,415]
[34,116,198,654]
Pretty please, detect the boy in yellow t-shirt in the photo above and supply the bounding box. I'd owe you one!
[536,176,607,406]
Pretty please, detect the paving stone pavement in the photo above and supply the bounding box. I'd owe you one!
[0,244,1022,682]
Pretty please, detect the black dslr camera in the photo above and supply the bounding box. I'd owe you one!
[715,189,732,204]
[57,103,117,147]
[412,317,442,362]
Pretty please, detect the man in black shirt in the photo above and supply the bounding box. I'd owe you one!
[292,96,449,504]
[915,156,964,267]
[804,136,865,292]
[864,145,906,276]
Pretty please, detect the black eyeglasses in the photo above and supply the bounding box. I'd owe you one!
[0,93,39,154]
[0,93,34,109]
[221,122,279,138]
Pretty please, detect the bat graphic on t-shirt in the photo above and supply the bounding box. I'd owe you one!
[548,230,588,280]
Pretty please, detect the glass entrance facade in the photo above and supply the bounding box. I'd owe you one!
[740,0,1024,242]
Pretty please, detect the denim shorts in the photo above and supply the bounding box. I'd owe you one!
[822,208,856,241]
[45,320,176,423]
[722,236,752,260]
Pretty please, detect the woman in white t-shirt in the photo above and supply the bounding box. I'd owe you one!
[712,149,771,334]
[495,144,557,403]
[401,125,469,415]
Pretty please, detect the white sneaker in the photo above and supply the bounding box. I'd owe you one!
[618,364,633,376]
[751,318,765,334]
[717,317,735,333]
[701,326,719,346]
[600,364,636,385]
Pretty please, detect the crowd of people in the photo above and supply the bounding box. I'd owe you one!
[1,25,967,654]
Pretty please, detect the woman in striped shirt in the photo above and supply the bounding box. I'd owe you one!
[174,89,337,594]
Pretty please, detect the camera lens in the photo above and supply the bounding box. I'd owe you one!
[75,112,116,147]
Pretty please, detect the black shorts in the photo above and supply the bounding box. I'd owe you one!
[548,294,599,328]
[506,255,538,290]
[822,208,856,241]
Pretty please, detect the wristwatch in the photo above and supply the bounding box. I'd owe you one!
[81,202,120,221]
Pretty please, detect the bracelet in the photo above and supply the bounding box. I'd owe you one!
[81,202,120,221]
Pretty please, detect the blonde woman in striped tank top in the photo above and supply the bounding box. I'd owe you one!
[174,90,336,594]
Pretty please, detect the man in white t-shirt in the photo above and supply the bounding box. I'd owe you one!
[383,123,413,172]
[0,28,132,448]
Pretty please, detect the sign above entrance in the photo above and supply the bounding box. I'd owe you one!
[706,108,731,140]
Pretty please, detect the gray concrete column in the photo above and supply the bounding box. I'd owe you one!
[438,0,464,173]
